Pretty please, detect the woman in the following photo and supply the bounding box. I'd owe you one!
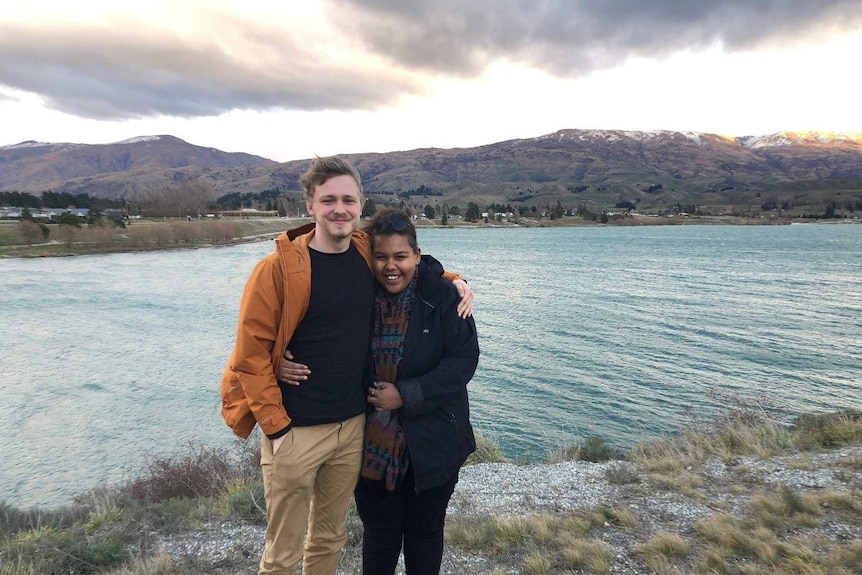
[282,208,479,574]
[355,208,479,574]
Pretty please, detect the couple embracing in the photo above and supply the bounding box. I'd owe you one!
[221,156,479,575]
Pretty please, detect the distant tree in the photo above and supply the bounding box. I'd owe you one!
[552,200,564,219]
[20,206,33,220]
[423,204,435,219]
[87,207,105,227]
[441,212,448,225]
[216,191,243,210]
[42,191,89,209]
[17,220,43,245]
[140,181,214,218]
[362,198,377,218]
[0,191,41,208]
[58,212,82,227]
[464,202,481,222]
[54,224,78,246]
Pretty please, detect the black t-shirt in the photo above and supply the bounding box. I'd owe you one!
[279,244,372,426]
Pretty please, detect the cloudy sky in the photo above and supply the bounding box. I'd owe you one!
[2,0,861,162]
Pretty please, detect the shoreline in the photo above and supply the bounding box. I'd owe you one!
[3,410,860,575]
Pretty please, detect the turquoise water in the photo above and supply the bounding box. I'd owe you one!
[1,223,860,506]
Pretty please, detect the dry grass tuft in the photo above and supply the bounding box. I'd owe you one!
[101,552,179,575]
[560,538,612,574]
[465,432,507,465]
[635,532,690,575]
[522,551,554,574]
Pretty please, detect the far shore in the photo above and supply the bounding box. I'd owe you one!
[1,213,856,258]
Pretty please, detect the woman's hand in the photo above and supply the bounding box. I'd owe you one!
[278,349,310,385]
[367,381,403,411]
[453,279,474,318]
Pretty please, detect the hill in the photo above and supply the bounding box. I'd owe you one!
[2,129,861,216]
[0,135,275,200]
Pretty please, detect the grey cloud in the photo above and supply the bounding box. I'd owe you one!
[334,0,862,76]
[0,22,419,120]
[1,1,860,121]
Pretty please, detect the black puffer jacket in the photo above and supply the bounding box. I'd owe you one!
[393,255,480,492]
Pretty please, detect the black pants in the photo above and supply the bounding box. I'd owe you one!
[354,466,458,575]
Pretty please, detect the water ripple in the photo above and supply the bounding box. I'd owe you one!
[1,225,861,506]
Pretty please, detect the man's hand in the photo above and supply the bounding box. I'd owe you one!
[453,279,474,318]
[278,350,310,385]
[367,381,403,411]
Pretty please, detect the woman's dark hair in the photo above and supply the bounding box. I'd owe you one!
[364,208,419,251]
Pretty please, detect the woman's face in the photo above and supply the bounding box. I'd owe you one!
[372,233,421,295]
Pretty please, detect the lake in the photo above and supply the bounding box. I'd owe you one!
[1,223,860,507]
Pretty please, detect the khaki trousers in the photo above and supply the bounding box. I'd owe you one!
[259,413,365,575]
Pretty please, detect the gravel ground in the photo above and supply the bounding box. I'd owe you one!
[157,445,862,574]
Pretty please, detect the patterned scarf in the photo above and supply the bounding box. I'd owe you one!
[360,269,418,491]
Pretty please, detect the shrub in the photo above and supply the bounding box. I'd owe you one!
[604,462,641,485]
[706,387,783,429]
[1,524,128,575]
[217,479,266,523]
[16,220,43,245]
[0,502,84,536]
[465,432,506,465]
[119,442,240,503]
[53,223,79,246]
[792,410,862,449]
[550,435,624,463]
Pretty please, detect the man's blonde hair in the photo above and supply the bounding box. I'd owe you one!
[299,157,364,203]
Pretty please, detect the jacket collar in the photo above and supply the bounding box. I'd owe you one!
[274,222,369,257]
[416,255,447,303]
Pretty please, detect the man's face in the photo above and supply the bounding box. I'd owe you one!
[306,175,363,247]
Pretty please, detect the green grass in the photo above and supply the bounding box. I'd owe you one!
[0,222,23,247]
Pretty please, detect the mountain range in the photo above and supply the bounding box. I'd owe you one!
[2,130,861,214]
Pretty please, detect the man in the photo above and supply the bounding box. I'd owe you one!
[220,156,471,575]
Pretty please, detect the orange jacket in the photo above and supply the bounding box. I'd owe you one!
[220,224,372,439]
